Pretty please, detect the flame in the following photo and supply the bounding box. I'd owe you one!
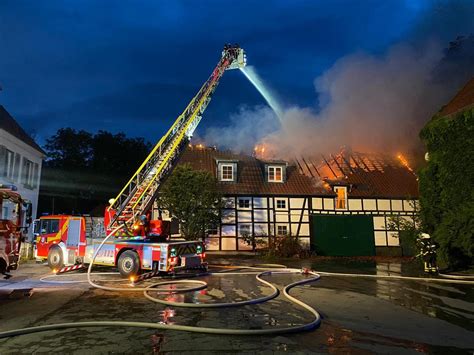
[254,144,268,158]
[397,153,414,173]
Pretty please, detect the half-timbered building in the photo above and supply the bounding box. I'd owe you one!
[173,145,419,256]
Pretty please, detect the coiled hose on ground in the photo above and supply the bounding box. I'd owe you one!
[0,227,322,339]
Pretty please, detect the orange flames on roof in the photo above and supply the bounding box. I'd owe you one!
[397,153,414,173]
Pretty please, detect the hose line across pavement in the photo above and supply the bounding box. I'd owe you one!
[0,227,322,339]
[3,224,473,339]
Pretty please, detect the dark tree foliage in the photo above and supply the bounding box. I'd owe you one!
[39,128,152,216]
[159,164,222,241]
[419,108,474,269]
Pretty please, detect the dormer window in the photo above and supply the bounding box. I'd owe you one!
[267,165,284,182]
[221,164,233,181]
[217,160,237,182]
[334,186,348,210]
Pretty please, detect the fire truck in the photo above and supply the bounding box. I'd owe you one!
[0,184,32,278]
[35,45,246,277]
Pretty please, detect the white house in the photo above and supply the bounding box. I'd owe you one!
[0,105,45,237]
[171,145,419,256]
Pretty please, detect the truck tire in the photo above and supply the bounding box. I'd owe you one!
[48,246,64,270]
[117,250,140,278]
[0,258,6,275]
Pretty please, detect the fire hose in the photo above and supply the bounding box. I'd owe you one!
[0,226,322,339]
[2,225,474,339]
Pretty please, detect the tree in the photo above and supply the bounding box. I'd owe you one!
[159,164,222,240]
[39,128,151,215]
[418,108,474,269]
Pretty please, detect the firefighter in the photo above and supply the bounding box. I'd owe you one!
[416,233,439,273]
[104,198,117,236]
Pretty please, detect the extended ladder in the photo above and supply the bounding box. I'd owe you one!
[108,45,246,232]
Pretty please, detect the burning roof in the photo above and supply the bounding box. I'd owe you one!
[295,150,419,199]
[178,145,418,199]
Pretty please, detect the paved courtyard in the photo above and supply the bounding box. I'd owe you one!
[0,256,473,354]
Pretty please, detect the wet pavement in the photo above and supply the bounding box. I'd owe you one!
[0,256,473,354]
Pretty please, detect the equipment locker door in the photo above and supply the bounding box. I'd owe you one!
[66,218,81,248]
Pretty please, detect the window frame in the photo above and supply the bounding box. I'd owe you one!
[238,198,251,209]
[334,186,348,210]
[267,165,283,183]
[276,199,286,209]
[220,163,234,182]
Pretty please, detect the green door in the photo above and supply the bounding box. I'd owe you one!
[310,215,375,256]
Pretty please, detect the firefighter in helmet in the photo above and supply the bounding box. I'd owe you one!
[416,233,439,273]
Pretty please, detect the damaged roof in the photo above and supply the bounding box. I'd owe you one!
[178,146,329,196]
[0,105,45,155]
[296,151,419,199]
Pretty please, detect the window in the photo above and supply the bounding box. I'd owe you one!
[39,219,60,234]
[334,186,348,210]
[277,225,288,236]
[276,199,286,209]
[220,164,234,181]
[4,149,14,180]
[238,198,251,209]
[21,158,39,189]
[268,166,283,182]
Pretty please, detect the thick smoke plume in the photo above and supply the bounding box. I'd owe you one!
[205,41,469,159]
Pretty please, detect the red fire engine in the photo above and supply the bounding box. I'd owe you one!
[34,215,206,277]
[0,184,32,278]
[34,45,246,277]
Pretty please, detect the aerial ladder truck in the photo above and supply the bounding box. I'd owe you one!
[35,45,246,278]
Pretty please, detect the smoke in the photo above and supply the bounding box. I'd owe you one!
[204,105,280,153]
[205,41,467,158]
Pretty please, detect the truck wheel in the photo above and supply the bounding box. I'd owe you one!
[0,258,6,275]
[117,250,140,278]
[48,246,64,270]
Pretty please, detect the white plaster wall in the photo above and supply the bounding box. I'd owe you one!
[348,198,362,210]
[221,210,235,223]
[253,209,267,222]
[221,225,236,236]
[387,231,400,246]
[221,238,236,250]
[373,216,386,230]
[289,198,305,209]
[312,198,323,210]
[275,212,288,223]
[237,211,252,222]
[374,231,387,246]
[377,199,391,211]
[323,198,334,210]
[364,199,377,211]
[253,197,267,209]
[0,130,44,238]
[391,200,403,211]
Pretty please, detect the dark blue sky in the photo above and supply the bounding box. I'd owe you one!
[0,0,473,145]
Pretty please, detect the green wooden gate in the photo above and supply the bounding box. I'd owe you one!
[310,215,375,256]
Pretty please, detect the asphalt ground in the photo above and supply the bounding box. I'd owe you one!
[0,256,473,354]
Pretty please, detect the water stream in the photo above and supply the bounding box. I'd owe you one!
[240,66,284,121]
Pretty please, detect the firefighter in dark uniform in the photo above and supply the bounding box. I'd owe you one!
[416,233,439,273]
